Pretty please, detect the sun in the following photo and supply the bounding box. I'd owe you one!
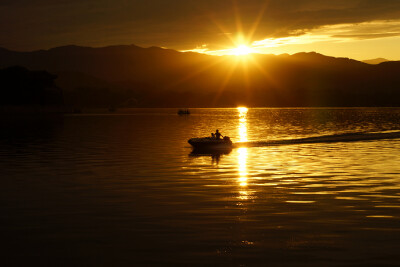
[232,44,253,56]
[237,107,248,113]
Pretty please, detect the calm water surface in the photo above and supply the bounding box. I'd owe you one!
[1,108,400,266]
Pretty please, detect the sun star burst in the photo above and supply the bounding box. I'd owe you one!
[232,44,253,56]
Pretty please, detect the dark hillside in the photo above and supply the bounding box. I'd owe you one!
[1,45,400,107]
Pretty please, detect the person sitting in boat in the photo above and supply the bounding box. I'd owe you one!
[215,129,223,140]
[211,133,215,138]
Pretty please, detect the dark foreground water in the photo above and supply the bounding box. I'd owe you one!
[1,108,400,266]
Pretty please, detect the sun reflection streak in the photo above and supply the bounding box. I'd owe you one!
[238,107,248,142]
[237,107,249,194]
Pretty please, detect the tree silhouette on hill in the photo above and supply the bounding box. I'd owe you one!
[0,66,63,106]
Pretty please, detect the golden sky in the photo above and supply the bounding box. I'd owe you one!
[1,0,400,60]
[187,20,400,60]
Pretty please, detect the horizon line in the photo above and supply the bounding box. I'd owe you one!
[0,44,396,63]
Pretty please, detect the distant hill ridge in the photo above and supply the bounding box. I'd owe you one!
[1,45,400,107]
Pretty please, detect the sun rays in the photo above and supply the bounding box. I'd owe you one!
[232,44,254,56]
[172,1,279,106]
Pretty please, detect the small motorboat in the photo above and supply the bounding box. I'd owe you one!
[178,109,190,115]
[188,136,233,150]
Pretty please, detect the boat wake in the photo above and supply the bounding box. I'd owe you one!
[234,131,400,148]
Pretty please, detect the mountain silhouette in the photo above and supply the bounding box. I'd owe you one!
[1,45,400,107]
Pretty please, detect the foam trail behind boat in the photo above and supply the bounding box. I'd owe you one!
[234,131,400,148]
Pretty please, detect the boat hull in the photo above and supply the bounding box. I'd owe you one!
[188,137,233,150]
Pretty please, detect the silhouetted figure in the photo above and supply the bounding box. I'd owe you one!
[211,133,215,138]
[215,129,223,140]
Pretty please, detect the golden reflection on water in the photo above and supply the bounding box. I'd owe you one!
[237,107,249,199]
[238,107,248,142]
[238,147,248,187]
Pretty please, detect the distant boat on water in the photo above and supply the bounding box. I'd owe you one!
[178,109,190,115]
[73,108,82,114]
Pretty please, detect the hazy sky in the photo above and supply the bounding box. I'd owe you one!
[2,0,400,59]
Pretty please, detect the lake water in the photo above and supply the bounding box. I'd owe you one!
[1,108,400,266]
